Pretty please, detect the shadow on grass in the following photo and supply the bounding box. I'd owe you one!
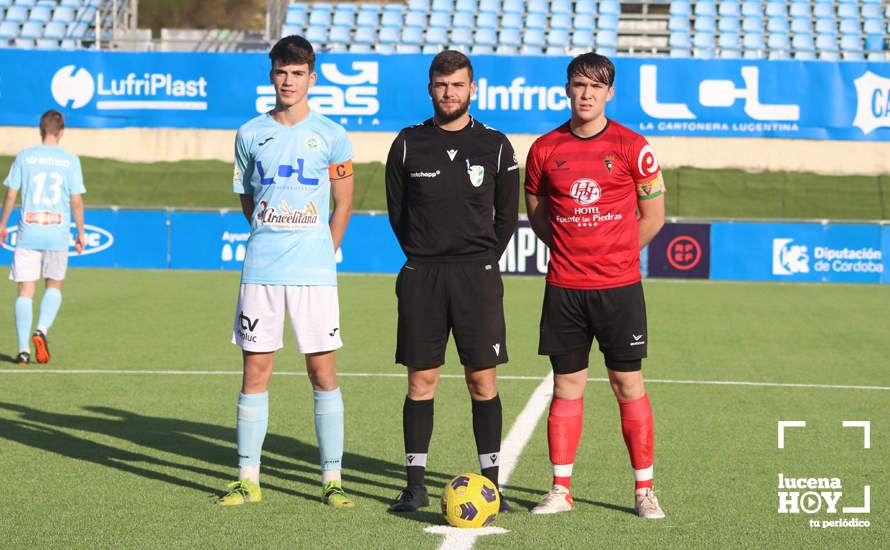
[0,353,20,364]
[0,401,456,523]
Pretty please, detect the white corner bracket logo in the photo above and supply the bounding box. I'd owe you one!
[773,238,810,275]
[51,65,95,109]
[776,420,871,527]
[852,71,890,135]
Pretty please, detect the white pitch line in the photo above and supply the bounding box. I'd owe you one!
[1,369,888,392]
[424,372,555,550]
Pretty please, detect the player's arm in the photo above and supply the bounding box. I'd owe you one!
[637,191,664,249]
[523,141,552,246]
[384,131,407,248]
[70,193,87,253]
[493,138,520,257]
[525,192,552,247]
[636,170,665,249]
[329,160,354,251]
[239,194,254,223]
[233,128,255,224]
[0,187,18,244]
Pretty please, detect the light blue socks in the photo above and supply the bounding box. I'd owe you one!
[14,297,32,352]
[314,387,345,472]
[36,288,62,334]
[236,391,269,468]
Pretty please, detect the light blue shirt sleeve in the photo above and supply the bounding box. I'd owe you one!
[69,155,85,195]
[329,127,353,165]
[3,154,23,190]
[233,129,254,195]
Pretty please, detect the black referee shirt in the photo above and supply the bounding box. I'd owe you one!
[385,116,520,262]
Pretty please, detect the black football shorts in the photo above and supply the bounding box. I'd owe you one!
[395,260,508,369]
[538,281,648,363]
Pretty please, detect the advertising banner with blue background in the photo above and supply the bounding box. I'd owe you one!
[1,49,888,140]
[2,212,887,283]
[710,221,884,283]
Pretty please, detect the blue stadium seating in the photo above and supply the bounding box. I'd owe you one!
[451,27,472,47]
[476,12,497,30]
[598,13,619,31]
[353,26,376,44]
[0,20,18,38]
[719,32,741,56]
[381,9,403,28]
[304,25,326,44]
[499,28,521,47]
[548,28,569,46]
[695,16,716,33]
[571,30,594,48]
[474,27,496,46]
[527,0,547,15]
[43,19,64,38]
[429,12,449,28]
[575,0,596,16]
[742,16,763,33]
[452,11,473,29]
[718,1,740,17]
[741,1,761,17]
[767,17,788,33]
[29,5,50,21]
[574,13,596,31]
[399,26,423,46]
[501,0,523,15]
[329,25,350,44]
[599,0,621,16]
[719,16,740,33]
[378,26,400,44]
[551,13,572,30]
[790,18,811,34]
[838,18,860,35]
[478,0,499,14]
[552,0,572,15]
[424,26,447,45]
[523,28,545,47]
[694,0,717,17]
[332,9,354,27]
[669,0,691,16]
[526,13,547,30]
[863,20,883,36]
[4,5,27,21]
[812,4,833,19]
[814,18,836,35]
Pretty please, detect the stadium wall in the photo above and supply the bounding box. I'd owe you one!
[2,126,890,175]
[2,50,889,174]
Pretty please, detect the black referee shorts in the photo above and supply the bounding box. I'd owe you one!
[395,260,508,369]
[538,281,648,364]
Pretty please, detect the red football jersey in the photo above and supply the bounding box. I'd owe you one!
[525,120,664,290]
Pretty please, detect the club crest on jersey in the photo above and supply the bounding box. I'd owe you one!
[257,200,319,230]
[570,178,601,206]
[467,163,484,187]
[305,136,320,149]
[604,154,615,173]
[447,149,458,161]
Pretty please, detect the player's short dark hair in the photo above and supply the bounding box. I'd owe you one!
[566,52,615,87]
[39,109,64,138]
[429,50,474,82]
[269,35,315,71]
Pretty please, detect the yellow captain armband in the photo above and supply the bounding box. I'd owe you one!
[637,173,665,200]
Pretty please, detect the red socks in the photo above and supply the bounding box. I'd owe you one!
[547,397,583,489]
[618,393,654,490]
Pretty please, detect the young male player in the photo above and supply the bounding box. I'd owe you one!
[217,35,355,508]
[1,110,86,365]
[385,51,519,513]
[524,53,667,518]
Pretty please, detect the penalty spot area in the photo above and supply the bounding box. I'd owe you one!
[424,525,509,549]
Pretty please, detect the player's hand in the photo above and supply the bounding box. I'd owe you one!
[75,231,87,254]
[0,227,7,244]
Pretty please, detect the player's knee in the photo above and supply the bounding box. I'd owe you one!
[465,371,497,400]
[407,367,440,399]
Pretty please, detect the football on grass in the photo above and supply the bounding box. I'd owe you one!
[441,473,500,528]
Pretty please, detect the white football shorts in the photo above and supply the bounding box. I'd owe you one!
[232,284,343,354]
[9,248,69,282]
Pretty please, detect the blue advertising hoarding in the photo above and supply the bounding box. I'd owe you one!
[710,221,884,283]
[0,49,888,140]
[3,213,888,284]
[0,208,168,269]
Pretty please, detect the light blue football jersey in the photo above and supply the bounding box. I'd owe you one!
[233,111,352,285]
[3,145,86,251]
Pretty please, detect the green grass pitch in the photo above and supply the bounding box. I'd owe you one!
[1,269,888,548]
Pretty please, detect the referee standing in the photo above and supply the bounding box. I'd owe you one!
[385,51,519,513]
